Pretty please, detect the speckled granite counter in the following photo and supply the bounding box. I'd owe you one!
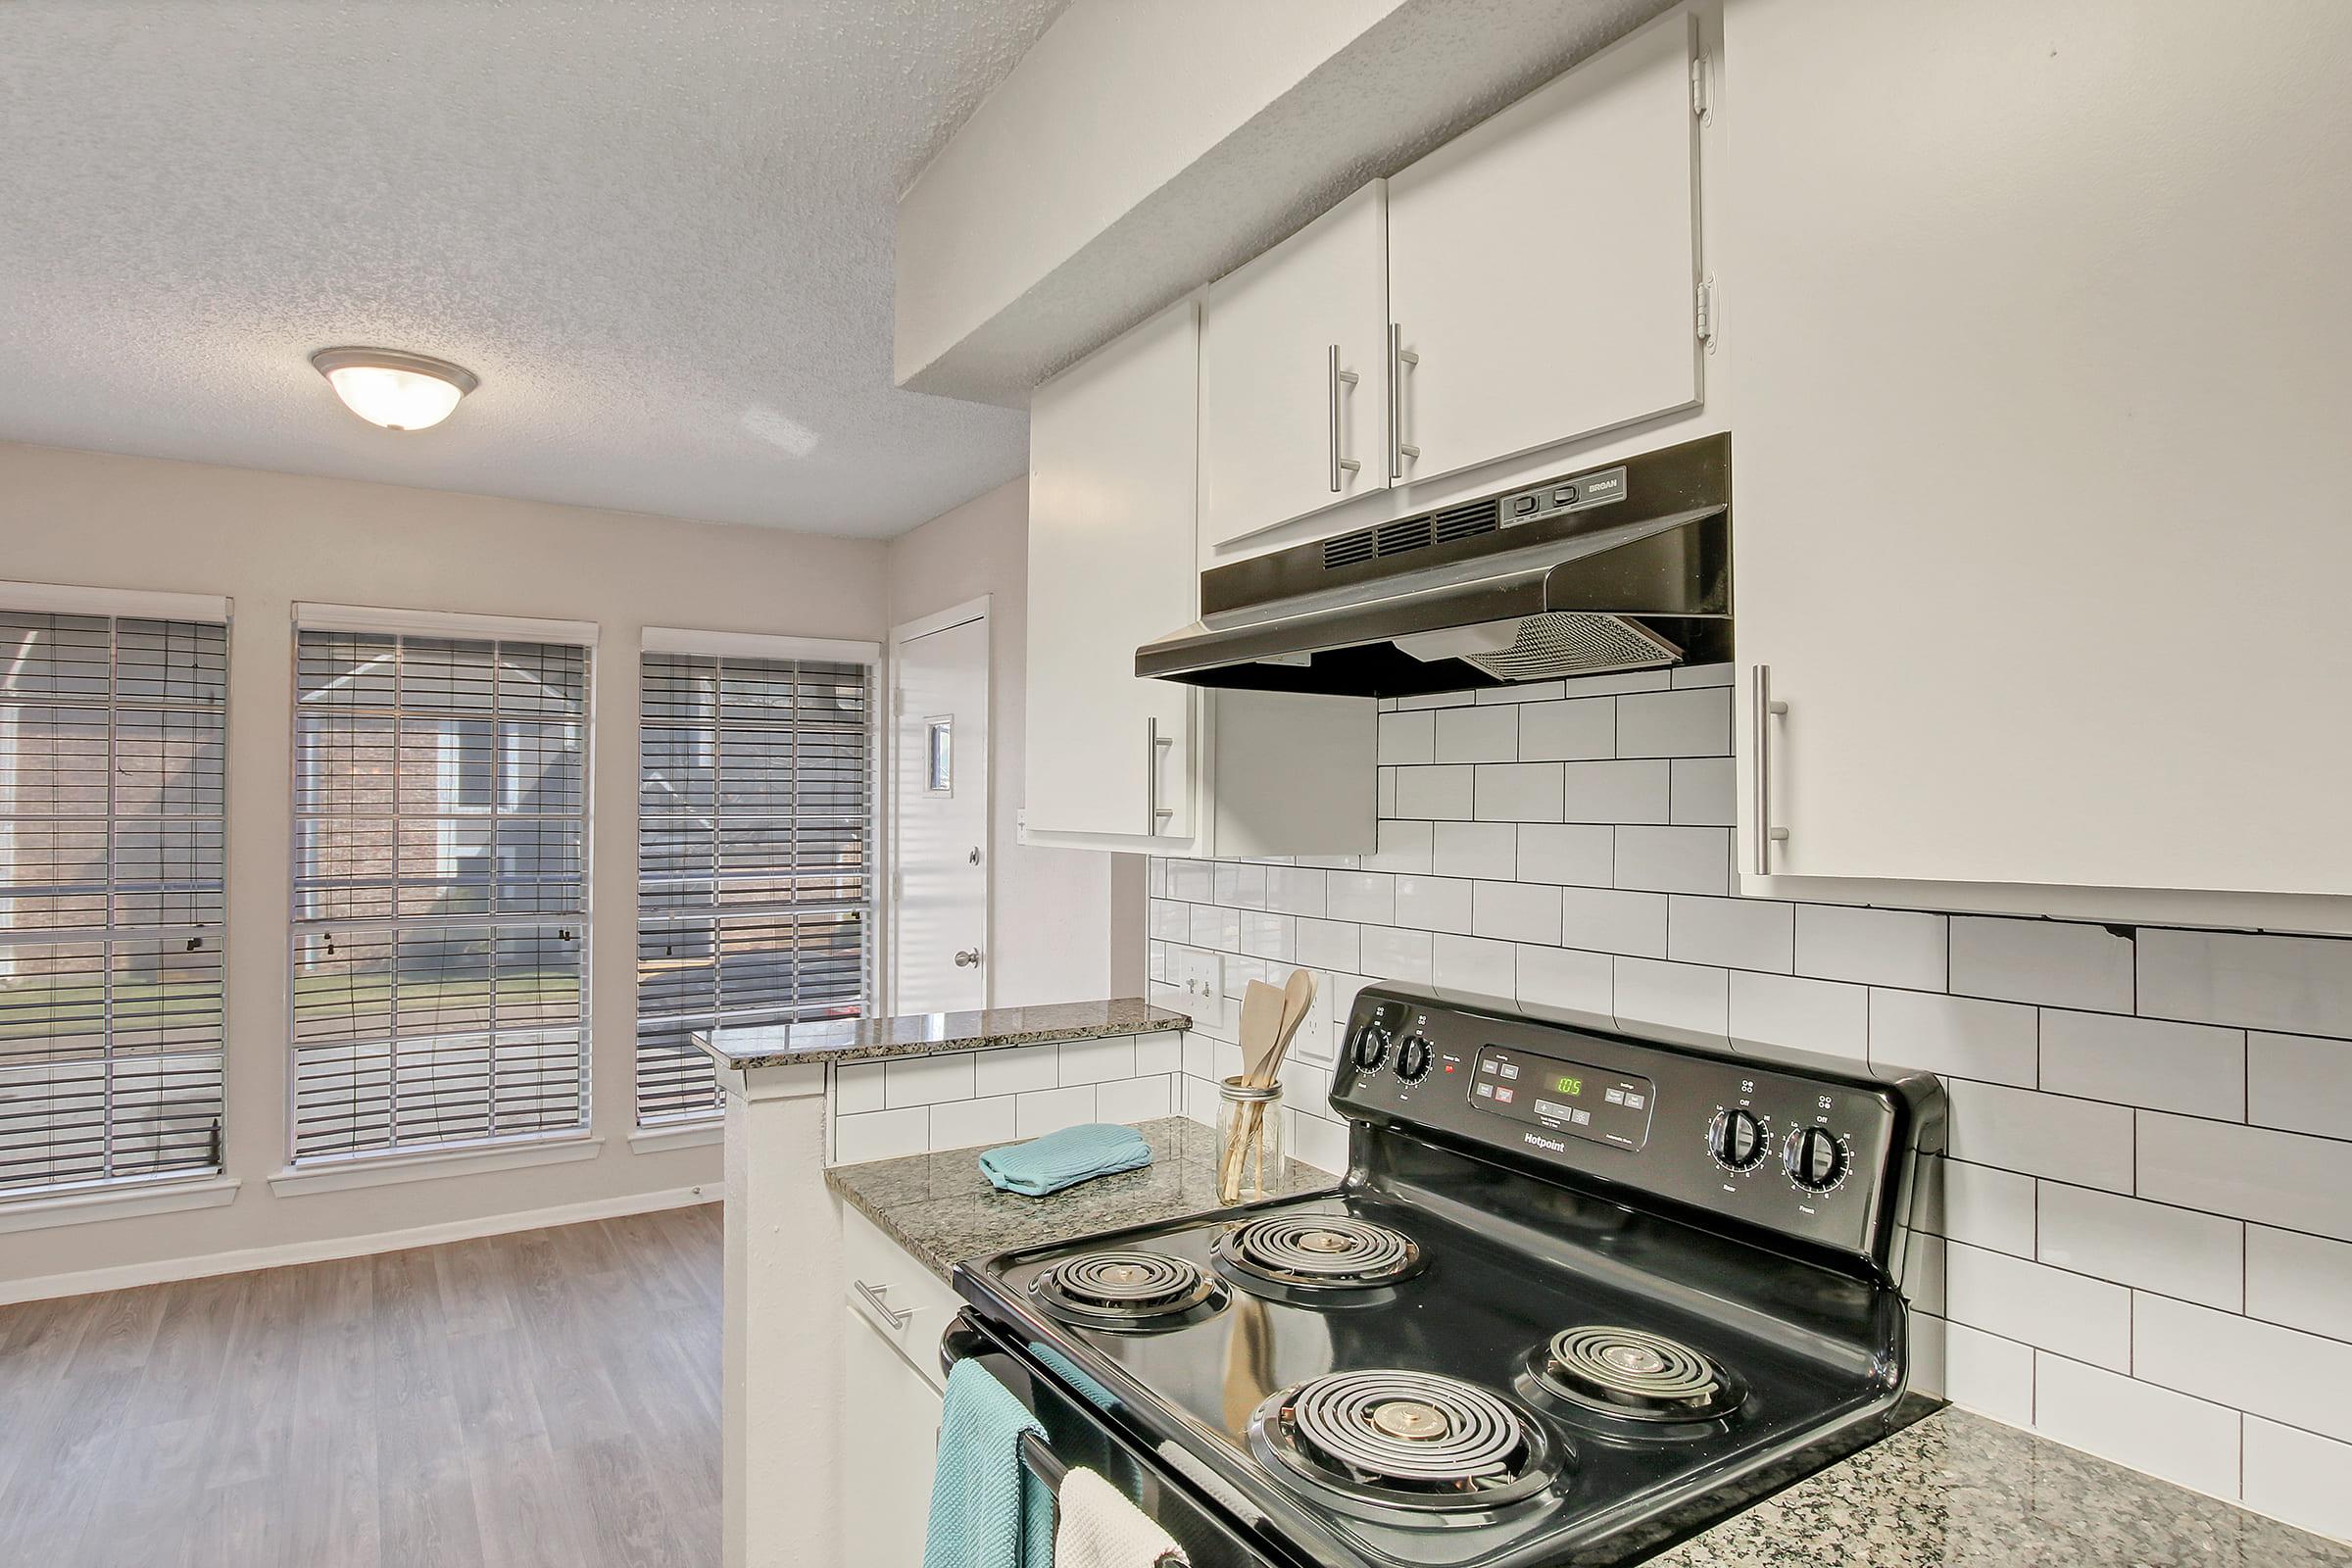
[1657,1405,2350,1567]
[825,1115,1331,1280]
[694,995,1188,1070]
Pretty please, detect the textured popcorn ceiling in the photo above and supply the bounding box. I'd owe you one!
[0,1,1063,537]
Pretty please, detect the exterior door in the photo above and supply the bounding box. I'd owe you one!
[891,606,990,1012]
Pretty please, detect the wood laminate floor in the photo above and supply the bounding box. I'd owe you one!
[0,1202,723,1568]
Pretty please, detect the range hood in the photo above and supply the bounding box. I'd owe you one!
[1136,433,1731,699]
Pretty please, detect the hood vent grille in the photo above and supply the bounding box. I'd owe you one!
[1322,499,1501,572]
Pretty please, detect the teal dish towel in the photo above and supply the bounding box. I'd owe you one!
[979,1122,1153,1197]
[924,1359,1054,1568]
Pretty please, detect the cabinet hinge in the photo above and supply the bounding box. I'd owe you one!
[1695,276,1717,347]
[1690,54,1712,122]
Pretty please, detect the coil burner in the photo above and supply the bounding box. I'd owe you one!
[1216,1214,1424,1292]
[1250,1370,1559,1514]
[1530,1326,1745,1424]
[1031,1250,1227,1331]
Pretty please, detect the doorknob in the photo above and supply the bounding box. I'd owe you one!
[954,949,982,968]
[966,846,982,865]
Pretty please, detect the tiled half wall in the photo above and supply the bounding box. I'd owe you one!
[827,1031,1187,1165]
[1146,662,2352,1543]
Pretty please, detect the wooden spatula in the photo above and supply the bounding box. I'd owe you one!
[1238,980,1286,1084]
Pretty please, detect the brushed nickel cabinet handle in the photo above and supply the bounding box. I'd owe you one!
[1751,664,1790,874]
[1148,717,1175,835]
[853,1277,913,1330]
[1328,344,1361,492]
[1389,322,1420,479]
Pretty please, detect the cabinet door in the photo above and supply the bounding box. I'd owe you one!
[842,1303,943,1567]
[1200,182,1389,546]
[1025,299,1199,840]
[1731,0,2352,896]
[1388,11,1702,485]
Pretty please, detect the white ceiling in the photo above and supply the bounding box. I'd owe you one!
[0,1,1064,538]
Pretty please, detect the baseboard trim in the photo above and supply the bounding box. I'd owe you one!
[0,1183,718,1306]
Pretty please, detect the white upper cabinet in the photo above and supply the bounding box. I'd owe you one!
[1731,0,2352,898]
[1388,11,1704,487]
[1200,182,1390,548]
[1025,299,1200,841]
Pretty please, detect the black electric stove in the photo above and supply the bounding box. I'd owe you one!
[946,984,1945,1568]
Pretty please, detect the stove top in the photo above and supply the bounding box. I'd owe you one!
[953,985,1945,1568]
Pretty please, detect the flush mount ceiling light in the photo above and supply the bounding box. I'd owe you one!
[310,346,479,431]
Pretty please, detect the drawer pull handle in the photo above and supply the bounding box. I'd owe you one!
[854,1277,913,1330]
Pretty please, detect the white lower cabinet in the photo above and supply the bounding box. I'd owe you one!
[839,1202,962,1566]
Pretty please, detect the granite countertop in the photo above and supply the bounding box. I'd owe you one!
[694,996,1190,1070]
[1657,1404,2351,1567]
[826,1115,1331,1280]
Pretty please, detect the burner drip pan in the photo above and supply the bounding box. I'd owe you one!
[1250,1370,1558,1515]
[1032,1250,1226,1331]
[1531,1326,1745,1423]
[1216,1214,1425,1292]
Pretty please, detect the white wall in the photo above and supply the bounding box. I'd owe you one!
[0,439,887,1298]
[1152,663,2352,1544]
[884,476,1144,1010]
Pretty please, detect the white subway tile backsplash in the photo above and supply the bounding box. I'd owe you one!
[1394,874,1475,934]
[1434,821,1520,880]
[1136,1032,1182,1076]
[1433,934,1516,996]
[2032,1353,2241,1499]
[929,1095,1018,1152]
[2135,1292,2352,1445]
[1943,1080,2133,1192]
[1614,687,1732,758]
[1667,757,1738,827]
[1728,971,1868,1058]
[1396,689,1476,710]
[1613,826,1732,895]
[1095,1074,1173,1124]
[1614,957,1729,1042]
[2038,1010,2245,1119]
[1379,767,1397,816]
[1165,858,1216,902]
[1059,1036,1137,1085]
[834,1061,887,1115]
[1150,899,1189,941]
[1238,910,1297,960]
[1378,710,1436,764]
[1477,678,1566,705]
[1943,1242,2131,1370]
[886,1051,975,1107]
[2035,1184,2242,1309]
[1292,1109,1350,1175]
[1263,865,1328,916]
[2137,1113,2352,1242]
[1365,818,1435,874]
[973,1043,1060,1098]
[1435,705,1519,762]
[1297,918,1361,974]
[1323,871,1396,925]
[2247,1030,2352,1139]
[1473,762,1566,822]
[1932,1159,2037,1256]
[1359,925,1435,984]
[1950,916,2135,1012]
[1189,903,1241,952]
[2138,928,2352,1038]
[1868,988,2038,1088]
[1396,764,1475,820]
[2245,1225,2352,1343]
[836,1106,930,1164]
[2242,1419,2352,1544]
[1014,1085,1098,1139]
[1518,698,1615,761]
[1515,944,1615,1023]
[1666,895,1791,974]
[1942,1323,2035,1427]
[1559,886,1668,957]
[1474,880,1563,945]
[1514,823,1613,887]
[1560,760,1671,824]
[1794,905,1947,991]
[1214,861,1268,909]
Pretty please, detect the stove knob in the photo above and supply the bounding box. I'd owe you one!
[1707,1107,1770,1172]
[1350,1021,1392,1070]
[1394,1034,1434,1083]
[1786,1126,1851,1193]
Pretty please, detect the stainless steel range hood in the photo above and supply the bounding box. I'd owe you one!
[1136,434,1731,699]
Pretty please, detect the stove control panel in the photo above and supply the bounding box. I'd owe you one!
[1332,985,1943,1268]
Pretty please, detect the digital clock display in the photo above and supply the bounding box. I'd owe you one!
[1469,1046,1655,1152]
[1553,1075,1583,1097]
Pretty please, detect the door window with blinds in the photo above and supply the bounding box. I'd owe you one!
[290,613,592,1162]
[636,641,873,1124]
[0,596,227,1199]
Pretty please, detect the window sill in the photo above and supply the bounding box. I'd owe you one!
[628,1121,722,1154]
[0,1174,241,1235]
[269,1134,603,1198]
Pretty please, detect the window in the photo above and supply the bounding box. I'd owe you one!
[635,638,874,1125]
[289,611,592,1163]
[0,591,227,1199]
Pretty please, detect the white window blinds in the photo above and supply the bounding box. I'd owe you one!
[0,606,228,1198]
[635,649,872,1124]
[290,625,591,1161]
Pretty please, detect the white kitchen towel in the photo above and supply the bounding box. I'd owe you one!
[1054,1466,1188,1568]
